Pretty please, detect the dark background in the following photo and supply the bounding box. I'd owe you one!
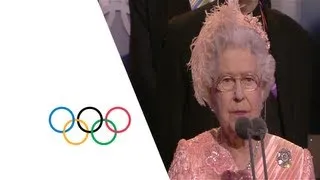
[300,0,320,135]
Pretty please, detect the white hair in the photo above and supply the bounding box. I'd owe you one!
[188,26,276,107]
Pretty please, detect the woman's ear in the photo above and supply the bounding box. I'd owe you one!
[210,87,217,112]
[209,101,216,113]
[261,88,269,102]
[239,0,259,14]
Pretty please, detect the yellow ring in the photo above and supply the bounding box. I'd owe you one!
[62,119,89,145]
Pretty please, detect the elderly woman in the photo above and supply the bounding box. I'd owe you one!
[168,1,315,179]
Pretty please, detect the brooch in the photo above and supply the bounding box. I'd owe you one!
[276,148,292,168]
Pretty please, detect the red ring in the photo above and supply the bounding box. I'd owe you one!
[105,106,131,133]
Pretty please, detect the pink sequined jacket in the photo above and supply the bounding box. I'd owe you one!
[168,129,315,180]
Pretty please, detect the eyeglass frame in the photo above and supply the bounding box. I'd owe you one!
[214,73,262,92]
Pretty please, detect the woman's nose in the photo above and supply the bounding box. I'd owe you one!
[234,80,245,102]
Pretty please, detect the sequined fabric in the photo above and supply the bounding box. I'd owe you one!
[168,129,315,180]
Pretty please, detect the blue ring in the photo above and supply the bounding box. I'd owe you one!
[49,106,75,133]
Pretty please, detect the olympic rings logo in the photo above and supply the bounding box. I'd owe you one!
[48,106,131,145]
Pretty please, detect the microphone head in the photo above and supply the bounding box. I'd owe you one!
[235,117,252,140]
[252,117,268,140]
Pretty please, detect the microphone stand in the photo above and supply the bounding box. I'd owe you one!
[247,129,257,180]
[259,133,268,180]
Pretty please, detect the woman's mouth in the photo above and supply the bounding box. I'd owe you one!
[230,111,249,116]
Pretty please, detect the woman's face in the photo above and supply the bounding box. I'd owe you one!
[211,47,265,134]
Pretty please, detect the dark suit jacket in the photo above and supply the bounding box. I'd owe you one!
[127,0,201,152]
[157,1,315,170]
[128,0,168,141]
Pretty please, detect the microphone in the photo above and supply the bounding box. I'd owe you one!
[252,117,268,140]
[252,118,269,180]
[235,117,253,139]
[235,117,256,180]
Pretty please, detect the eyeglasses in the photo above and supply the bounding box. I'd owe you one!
[215,74,260,92]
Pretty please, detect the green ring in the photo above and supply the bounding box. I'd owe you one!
[91,119,117,145]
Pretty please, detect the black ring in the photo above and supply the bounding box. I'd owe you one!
[76,106,103,133]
